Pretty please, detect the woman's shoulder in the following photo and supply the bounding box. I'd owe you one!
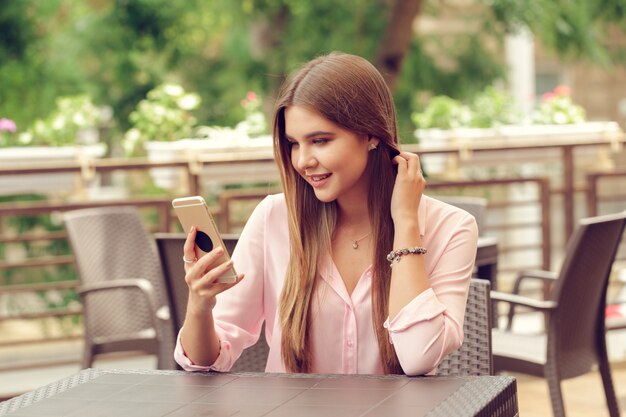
[237,192,288,242]
[422,194,477,225]
[253,192,288,220]
[259,192,286,209]
[421,194,479,246]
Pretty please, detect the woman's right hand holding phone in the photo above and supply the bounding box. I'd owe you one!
[183,226,243,316]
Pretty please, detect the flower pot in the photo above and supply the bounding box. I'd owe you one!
[415,121,622,178]
[0,144,107,196]
[144,134,277,190]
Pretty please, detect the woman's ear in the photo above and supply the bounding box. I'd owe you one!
[367,136,380,151]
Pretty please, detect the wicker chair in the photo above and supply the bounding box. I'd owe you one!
[157,233,491,375]
[491,211,626,417]
[437,279,492,376]
[63,207,176,369]
[155,232,269,372]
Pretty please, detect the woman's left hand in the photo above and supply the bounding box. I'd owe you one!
[390,151,426,226]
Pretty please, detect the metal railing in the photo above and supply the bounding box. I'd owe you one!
[0,136,623,375]
[586,169,626,217]
[586,169,626,266]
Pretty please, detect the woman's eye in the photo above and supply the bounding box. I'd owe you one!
[312,138,329,145]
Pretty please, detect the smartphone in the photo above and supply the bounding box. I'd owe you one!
[172,196,237,283]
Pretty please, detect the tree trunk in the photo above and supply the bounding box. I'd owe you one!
[248,5,291,117]
[375,0,423,91]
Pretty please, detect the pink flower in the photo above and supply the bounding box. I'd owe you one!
[246,91,257,101]
[0,118,17,132]
[553,85,571,97]
[542,92,556,102]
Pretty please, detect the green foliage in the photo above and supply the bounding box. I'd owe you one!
[470,87,520,127]
[486,0,626,65]
[396,29,507,139]
[123,84,201,155]
[0,1,93,129]
[0,1,38,60]
[412,97,472,130]
[15,95,106,147]
[0,194,67,287]
[412,84,585,130]
[1,0,626,151]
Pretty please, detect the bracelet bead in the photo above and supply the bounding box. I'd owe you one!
[386,246,427,265]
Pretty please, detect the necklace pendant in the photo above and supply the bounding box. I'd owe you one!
[352,241,359,249]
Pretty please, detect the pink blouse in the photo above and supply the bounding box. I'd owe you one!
[174,194,478,375]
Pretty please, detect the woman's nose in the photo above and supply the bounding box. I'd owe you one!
[294,147,317,171]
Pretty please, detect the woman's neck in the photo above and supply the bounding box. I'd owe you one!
[336,199,370,232]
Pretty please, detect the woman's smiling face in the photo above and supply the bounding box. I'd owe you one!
[285,105,378,204]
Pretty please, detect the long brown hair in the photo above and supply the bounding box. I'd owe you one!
[273,52,403,374]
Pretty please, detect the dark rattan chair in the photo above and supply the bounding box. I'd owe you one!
[64,206,176,370]
[155,232,269,372]
[157,234,493,375]
[491,211,626,417]
[437,278,492,376]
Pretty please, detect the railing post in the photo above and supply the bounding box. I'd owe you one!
[539,177,552,270]
[586,173,598,217]
[561,145,575,240]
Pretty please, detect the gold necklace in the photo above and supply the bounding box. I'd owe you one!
[351,233,370,250]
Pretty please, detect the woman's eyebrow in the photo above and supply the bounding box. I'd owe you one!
[286,131,335,141]
[305,131,334,138]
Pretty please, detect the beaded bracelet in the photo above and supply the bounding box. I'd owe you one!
[386,246,427,266]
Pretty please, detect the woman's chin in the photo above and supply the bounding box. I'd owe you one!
[312,190,337,203]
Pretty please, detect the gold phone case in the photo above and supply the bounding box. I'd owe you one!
[172,196,237,283]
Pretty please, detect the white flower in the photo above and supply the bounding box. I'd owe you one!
[162,84,184,97]
[153,104,167,117]
[52,116,66,130]
[18,132,33,145]
[73,113,87,127]
[122,128,141,155]
[125,128,141,142]
[177,93,201,110]
[553,112,567,124]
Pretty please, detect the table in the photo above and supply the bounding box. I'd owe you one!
[0,369,517,417]
[475,236,498,290]
[475,236,499,327]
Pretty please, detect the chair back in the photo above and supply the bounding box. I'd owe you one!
[157,235,495,375]
[437,196,488,235]
[549,211,626,378]
[155,232,238,332]
[437,279,492,376]
[64,206,175,368]
[155,232,269,372]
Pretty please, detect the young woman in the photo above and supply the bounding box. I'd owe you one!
[175,52,478,376]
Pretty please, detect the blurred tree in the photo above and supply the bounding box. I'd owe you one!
[0,1,92,129]
[376,0,423,90]
[1,0,626,146]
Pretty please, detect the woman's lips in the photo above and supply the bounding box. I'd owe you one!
[307,173,332,188]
